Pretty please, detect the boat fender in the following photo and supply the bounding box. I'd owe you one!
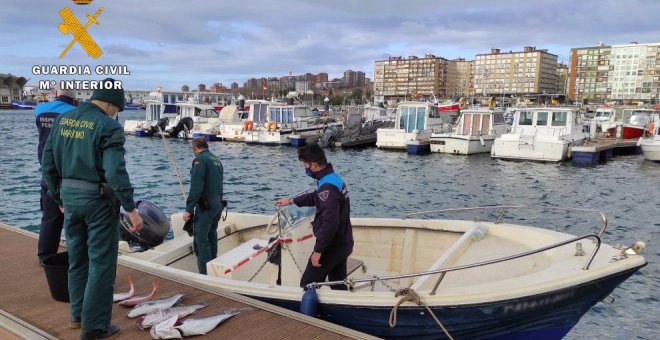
[479,135,485,147]
[299,287,319,317]
[244,120,253,131]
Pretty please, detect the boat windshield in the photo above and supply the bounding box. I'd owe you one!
[629,113,650,126]
[398,106,426,132]
[551,111,568,127]
[252,103,269,122]
[277,205,316,233]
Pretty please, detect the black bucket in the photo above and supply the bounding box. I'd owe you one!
[42,252,69,302]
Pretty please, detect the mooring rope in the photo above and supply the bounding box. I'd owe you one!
[157,126,187,202]
[388,288,454,340]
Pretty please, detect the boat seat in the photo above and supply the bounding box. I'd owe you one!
[410,224,485,291]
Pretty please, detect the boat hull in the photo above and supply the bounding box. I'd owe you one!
[248,267,641,339]
[640,139,660,161]
[430,136,495,155]
[607,126,645,139]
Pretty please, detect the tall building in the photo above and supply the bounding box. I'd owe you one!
[197,84,206,92]
[446,58,474,98]
[569,42,660,103]
[181,85,190,92]
[474,47,559,98]
[316,73,328,84]
[343,70,366,87]
[230,82,239,94]
[373,54,448,103]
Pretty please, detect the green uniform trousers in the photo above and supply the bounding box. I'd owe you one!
[193,208,220,275]
[61,187,118,331]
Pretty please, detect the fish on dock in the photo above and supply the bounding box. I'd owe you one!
[136,302,209,329]
[150,310,241,338]
[127,293,184,318]
[112,275,135,302]
[119,280,158,307]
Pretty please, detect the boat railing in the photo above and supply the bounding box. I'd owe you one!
[314,232,601,294]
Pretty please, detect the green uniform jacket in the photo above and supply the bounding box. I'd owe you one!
[186,149,223,214]
[41,102,136,211]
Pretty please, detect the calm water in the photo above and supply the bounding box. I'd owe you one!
[1,109,658,339]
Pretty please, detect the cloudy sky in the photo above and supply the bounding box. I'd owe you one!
[2,0,658,91]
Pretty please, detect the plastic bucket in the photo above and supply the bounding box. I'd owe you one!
[42,252,69,302]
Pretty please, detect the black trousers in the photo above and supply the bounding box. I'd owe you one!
[300,244,352,290]
[38,185,64,262]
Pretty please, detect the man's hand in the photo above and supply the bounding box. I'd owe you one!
[311,251,322,267]
[275,198,293,207]
[127,209,143,233]
[183,211,191,222]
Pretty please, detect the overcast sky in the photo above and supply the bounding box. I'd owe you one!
[2,0,659,91]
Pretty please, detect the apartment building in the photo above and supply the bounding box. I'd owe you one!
[557,63,569,95]
[445,58,474,98]
[474,47,559,98]
[373,54,448,103]
[569,42,660,103]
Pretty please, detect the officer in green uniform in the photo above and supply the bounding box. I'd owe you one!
[41,79,143,340]
[182,137,223,275]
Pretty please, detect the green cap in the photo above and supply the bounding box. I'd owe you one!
[90,78,125,112]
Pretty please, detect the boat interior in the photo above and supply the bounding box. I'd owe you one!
[119,206,636,302]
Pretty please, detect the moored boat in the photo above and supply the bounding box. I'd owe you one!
[376,101,451,151]
[118,205,647,339]
[607,108,658,140]
[491,107,588,162]
[430,108,510,155]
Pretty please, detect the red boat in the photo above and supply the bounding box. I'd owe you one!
[606,109,657,139]
[437,102,460,112]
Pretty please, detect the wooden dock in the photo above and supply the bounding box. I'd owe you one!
[571,137,641,165]
[0,224,376,340]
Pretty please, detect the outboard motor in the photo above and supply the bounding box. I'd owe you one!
[150,117,169,135]
[119,200,170,252]
[169,117,194,138]
[237,95,245,111]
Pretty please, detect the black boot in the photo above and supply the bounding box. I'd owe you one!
[79,324,120,340]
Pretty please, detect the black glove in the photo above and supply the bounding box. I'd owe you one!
[183,212,195,237]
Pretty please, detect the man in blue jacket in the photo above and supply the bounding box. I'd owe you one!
[35,86,78,263]
[276,144,354,290]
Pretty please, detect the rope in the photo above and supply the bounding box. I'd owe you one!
[157,126,187,202]
[388,288,454,340]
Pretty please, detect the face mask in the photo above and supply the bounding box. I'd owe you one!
[305,166,314,177]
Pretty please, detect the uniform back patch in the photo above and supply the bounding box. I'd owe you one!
[318,190,329,201]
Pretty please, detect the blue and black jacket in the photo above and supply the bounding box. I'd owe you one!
[293,163,354,253]
[35,96,77,163]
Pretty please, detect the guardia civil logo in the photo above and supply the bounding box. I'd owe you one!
[58,0,104,59]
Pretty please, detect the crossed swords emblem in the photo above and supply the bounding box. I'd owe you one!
[58,7,104,59]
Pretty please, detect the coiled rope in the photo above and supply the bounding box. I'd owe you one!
[388,288,454,340]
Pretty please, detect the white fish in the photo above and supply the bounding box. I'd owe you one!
[137,302,209,330]
[174,310,240,336]
[127,293,184,318]
[150,315,181,339]
[113,276,134,302]
[119,280,158,307]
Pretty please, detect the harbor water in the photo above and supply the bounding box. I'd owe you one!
[0,109,658,339]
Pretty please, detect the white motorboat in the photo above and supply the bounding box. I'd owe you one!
[376,102,451,152]
[638,122,659,162]
[118,205,647,339]
[430,108,510,155]
[491,107,588,162]
[123,91,178,137]
[167,102,220,140]
[246,104,340,145]
[217,100,272,142]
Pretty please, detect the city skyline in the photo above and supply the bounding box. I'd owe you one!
[2,0,658,91]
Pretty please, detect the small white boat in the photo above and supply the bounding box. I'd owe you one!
[638,122,660,162]
[216,100,272,142]
[376,102,451,152]
[168,102,220,140]
[491,107,588,162]
[430,108,510,155]
[118,205,647,339]
[247,104,340,145]
[123,91,177,137]
[592,107,617,133]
